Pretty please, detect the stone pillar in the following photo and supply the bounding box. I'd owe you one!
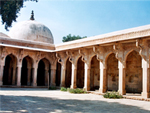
[142,58,150,98]
[0,64,4,85]
[84,63,90,91]
[99,61,107,93]
[12,67,16,85]
[118,61,126,95]
[50,68,56,87]
[60,64,66,87]
[27,68,31,86]
[33,66,38,87]
[70,64,77,89]
[17,65,22,86]
[45,69,49,86]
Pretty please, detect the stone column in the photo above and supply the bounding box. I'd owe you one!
[60,64,66,87]
[118,61,126,95]
[142,58,150,98]
[27,68,31,86]
[32,66,38,87]
[0,64,4,85]
[17,65,22,86]
[12,67,16,85]
[50,68,56,87]
[70,64,77,89]
[45,69,49,86]
[99,61,107,93]
[84,63,90,91]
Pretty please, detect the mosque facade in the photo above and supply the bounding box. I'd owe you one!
[0,12,150,98]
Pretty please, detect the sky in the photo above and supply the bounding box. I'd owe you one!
[1,0,150,44]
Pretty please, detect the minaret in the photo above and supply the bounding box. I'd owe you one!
[30,10,35,20]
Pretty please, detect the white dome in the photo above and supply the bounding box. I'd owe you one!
[9,20,54,44]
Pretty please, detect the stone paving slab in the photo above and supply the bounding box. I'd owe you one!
[0,88,150,113]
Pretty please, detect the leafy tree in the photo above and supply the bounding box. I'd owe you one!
[62,34,87,42]
[0,0,37,31]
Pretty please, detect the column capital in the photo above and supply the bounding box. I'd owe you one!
[51,65,56,70]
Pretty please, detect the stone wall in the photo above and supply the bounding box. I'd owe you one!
[90,56,100,90]
[107,53,119,91]
[126,51,142,93]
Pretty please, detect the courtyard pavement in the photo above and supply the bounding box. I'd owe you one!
[0,88,150,113]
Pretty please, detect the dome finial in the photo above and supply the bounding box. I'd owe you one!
[30,10,35,20]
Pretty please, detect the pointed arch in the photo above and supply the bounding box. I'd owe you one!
[21,56,33,86]
[65,58,72,87]
[77,56,84,88]
[125,50,142,93]
[56,62,61,86]
[106,53,119,91]
[3,54,17,85]
[90,55,100,90]
[37,58,50,86]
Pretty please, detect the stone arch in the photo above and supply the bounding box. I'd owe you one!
[3,54,17,85]
[37,58,50,86]
[125,49,139,63]
[65,58,72,87]
[125,50,142,93]
[106,53,119,91]
[56,62,61,86]
[90,55,100,90]
[77,56,84,88]
[21,56,33,86]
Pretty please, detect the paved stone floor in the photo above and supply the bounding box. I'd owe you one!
[0,88,150,113]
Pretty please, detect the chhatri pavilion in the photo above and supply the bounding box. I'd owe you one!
[0,11,150,98]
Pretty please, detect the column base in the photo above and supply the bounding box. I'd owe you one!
[0,81,3,86]
[99,88,107,93]
[70,85,77,89]
[142,92,150,98]
[50,83,56,87]
[60,84,65,87]
[17,83,21,86]
[83,87,90,91]
[118,90,126,95]
[33,83,37,87]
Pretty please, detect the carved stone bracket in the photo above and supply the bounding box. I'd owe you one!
[113,43,125,67]
[19,49,24,62]
[56,53,62,65]
[93,46,104,62]
[50,53,56,65]
[36,51,41,63]
[1,47,7,60]
[136,39,149,63]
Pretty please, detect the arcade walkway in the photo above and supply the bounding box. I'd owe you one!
[0,88,150,113]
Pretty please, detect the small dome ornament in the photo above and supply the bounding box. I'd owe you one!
[30,10,35,20]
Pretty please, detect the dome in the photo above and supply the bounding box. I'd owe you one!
[8,11,54,44]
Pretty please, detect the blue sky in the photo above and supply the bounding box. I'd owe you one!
[1,0,150,44]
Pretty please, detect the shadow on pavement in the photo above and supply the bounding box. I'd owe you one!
[0,94,150,113]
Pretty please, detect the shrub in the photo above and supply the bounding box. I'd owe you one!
[61,87,67,91]
[67,88,87,94]
[103,91,123,99]
[48,86,57,90]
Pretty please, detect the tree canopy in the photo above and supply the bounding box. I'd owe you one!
[62,34,87,42]
[0,0,37,31]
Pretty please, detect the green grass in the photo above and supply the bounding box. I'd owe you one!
[61,87,67,91]
[67,88,87,94]
[103,91,123,99]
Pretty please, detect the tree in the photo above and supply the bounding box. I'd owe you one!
[62,34,87,42]
[0,0,37,31]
